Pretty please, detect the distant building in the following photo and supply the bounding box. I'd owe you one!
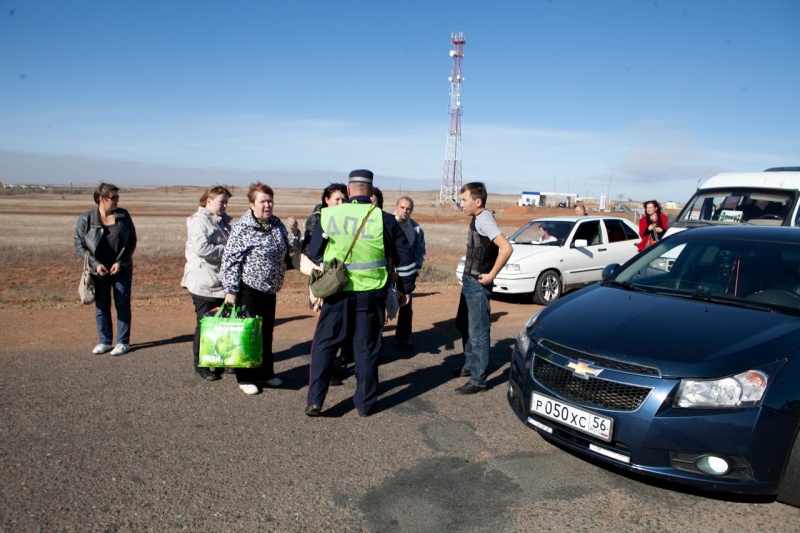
[518,191,579,207]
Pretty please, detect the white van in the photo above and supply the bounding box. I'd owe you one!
[666,169,800,237]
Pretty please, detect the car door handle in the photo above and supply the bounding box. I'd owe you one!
[598,247,608,251]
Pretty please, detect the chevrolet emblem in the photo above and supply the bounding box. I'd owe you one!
[567,360,602,378]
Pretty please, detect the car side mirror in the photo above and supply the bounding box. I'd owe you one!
[602,263,620,280]
[573,239,589,248]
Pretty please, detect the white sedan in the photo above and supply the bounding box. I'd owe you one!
[456,216,641,305]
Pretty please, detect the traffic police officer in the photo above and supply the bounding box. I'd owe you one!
[305,169,418,417]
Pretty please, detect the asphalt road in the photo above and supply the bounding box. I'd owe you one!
[2,293,799,532]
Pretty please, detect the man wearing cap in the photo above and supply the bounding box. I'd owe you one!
[393,195,426,349]
[305,169,418,417]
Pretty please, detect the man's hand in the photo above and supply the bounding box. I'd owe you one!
[477,273,495,285]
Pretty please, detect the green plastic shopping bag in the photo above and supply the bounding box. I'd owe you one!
[198,304,263,368]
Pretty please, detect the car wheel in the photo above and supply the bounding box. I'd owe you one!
[533,270,562,305]
[777,431,800,508]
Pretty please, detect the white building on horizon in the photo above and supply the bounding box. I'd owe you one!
[518,191,580,207]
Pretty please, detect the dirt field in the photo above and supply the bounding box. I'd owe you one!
[0,185,645,348]
[0,185,638,304]
[0,185,559,350]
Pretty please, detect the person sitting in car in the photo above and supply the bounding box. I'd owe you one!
[535,224,557,244]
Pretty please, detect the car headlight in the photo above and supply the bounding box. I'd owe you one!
[674,370,768,408]
[504,263,521,272]
[516,311,541,356]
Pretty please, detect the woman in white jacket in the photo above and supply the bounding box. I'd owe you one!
[181,185,233,381]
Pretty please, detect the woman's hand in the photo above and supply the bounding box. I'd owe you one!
[109,262,121,275]
[286,216,299,235]
[96,264,109,276]
[224,293,238,305]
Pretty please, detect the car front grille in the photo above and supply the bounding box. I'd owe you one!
[533,355,652,411]
[539,339,660,376]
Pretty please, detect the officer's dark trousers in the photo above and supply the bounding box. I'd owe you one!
[307,289,386,415]
[395,297,413,342]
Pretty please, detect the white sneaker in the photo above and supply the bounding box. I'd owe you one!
[263,377,283,387]
[239,384,260,395]
[92,344,113,354]
[110,343,130,356]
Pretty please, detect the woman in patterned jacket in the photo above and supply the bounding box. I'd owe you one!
[221,182,300,395]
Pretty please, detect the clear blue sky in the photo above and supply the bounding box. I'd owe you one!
[1,0,798,202]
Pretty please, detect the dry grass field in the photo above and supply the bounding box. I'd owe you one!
[0,185,591,304]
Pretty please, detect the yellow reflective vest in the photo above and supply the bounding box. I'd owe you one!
[321,202,388,291]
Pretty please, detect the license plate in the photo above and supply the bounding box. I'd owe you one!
[531,392,613,442]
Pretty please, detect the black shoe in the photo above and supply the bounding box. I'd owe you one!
[223,367,235,374]
[455,382,487,394]
[330,364,347,386]
[395,339,415,349]
[196,368,221,381]
[452,367,470,377]
[305,404,321,417]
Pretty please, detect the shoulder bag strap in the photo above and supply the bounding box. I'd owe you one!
[343,205,376,263]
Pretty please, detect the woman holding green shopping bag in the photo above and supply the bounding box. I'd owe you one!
[221,182,300,396]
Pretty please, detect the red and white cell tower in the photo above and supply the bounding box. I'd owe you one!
[439,32,465,209]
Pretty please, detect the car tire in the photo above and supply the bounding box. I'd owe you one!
[533,270,562,305]
[777,431,800,508]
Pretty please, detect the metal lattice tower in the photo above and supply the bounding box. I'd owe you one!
[439,32,465,209]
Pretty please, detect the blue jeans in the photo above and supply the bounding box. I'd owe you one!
[455,275,492,387]
[93,268,132,345]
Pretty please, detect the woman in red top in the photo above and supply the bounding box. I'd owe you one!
[636,200,669,251]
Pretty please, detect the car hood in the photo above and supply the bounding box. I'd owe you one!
[537,285,800,377]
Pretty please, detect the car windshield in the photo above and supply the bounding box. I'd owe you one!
[509,220,574,245]
[677,189,795,226]
[608,234,800,314]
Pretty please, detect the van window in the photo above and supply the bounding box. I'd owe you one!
[678,189,795,226]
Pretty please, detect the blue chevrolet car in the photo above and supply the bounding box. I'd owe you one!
[509,226,800,506]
